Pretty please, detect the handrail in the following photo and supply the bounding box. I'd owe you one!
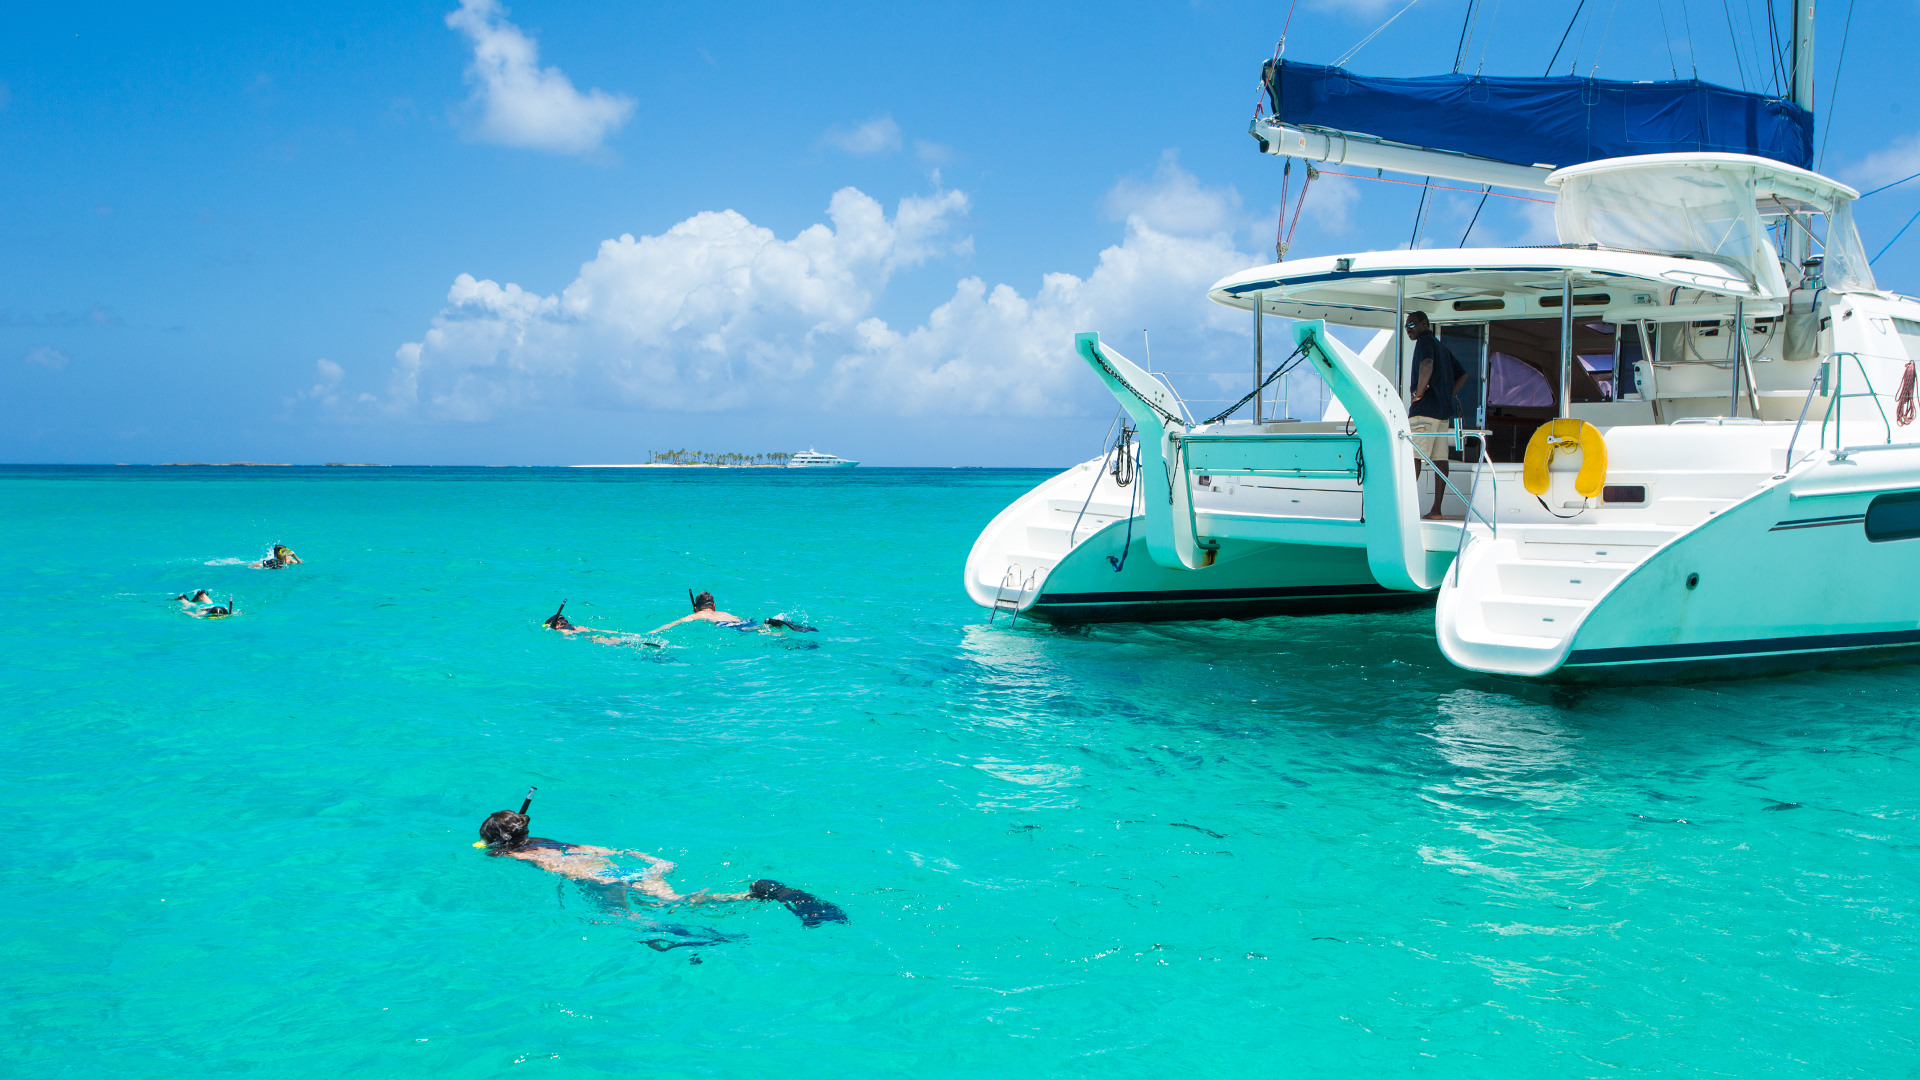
[1449,436,1500,586]
[1399,430,1500,537]
[1816,351,1893,453]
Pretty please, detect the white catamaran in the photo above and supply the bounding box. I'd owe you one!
[969,3,1920,678]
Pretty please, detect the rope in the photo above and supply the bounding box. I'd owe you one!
[1312,170,1553,204]
[1459,186,1492,246]
[1197,342,1312,427]
[1818,0,1857,172]
[1899,362,1916,427]
[1720,0,1750,91]
[1453,0,1478,73]
[1870,205,1920,265]
[1280,162,1319,259]
[1107,468,1141,573]
[1333,0,1424,67]
[1544,0,1587,75]
[1085,345,1185,428]
[1858,169,1920,201]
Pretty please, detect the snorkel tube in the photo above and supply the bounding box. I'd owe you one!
[687,588,696,610]
[543,600,567,629]
[473,786,537,848]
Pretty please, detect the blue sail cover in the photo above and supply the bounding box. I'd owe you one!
[1263,60,1813,170]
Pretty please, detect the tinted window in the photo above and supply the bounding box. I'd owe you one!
[1865,491,1920,542]
[1603,485,1646,504]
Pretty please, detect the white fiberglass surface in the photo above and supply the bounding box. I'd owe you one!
[1554,165,1787,297]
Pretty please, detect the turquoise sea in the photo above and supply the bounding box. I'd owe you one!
[5,464,1918,1078]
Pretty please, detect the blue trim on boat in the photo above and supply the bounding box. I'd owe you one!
[1566,627,1920,666]
[1768,514,1865,532]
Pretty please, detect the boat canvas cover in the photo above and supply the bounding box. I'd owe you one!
[1263,60,1813,170]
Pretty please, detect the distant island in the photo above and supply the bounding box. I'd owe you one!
[158,461,293,467]
[573,449,795,468]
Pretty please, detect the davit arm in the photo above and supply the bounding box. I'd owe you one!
[1074,332,1215,570]
[1292,321,1441,592]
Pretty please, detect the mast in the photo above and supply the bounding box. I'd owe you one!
[1789,1,1816,270]
[1791,1,1815,113]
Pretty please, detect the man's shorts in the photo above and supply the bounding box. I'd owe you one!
[1409,416,1454,461]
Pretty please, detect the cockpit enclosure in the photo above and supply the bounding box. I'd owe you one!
[1549,153,1872,298]
[1199,153,1910,456]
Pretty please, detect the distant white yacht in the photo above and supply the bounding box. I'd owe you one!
[787,449,859,469]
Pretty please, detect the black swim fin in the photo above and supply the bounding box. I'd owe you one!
[750,878,848,927]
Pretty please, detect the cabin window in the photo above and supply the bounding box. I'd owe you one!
[1452,298,1505,312]
[1602,485,1647,505]
[1864,491,1920,543]
[1539,293,1611,308]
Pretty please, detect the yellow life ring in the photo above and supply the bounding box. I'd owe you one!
[1523,419,1607,498]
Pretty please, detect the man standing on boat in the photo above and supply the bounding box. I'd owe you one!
[1405,311,1468,520]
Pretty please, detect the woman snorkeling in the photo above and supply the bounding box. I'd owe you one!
[476,799,846,927]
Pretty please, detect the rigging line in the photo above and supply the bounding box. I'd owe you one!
[1569,0,1598,73]
[1766,0,1781,95]
[1409,181,1430,249]
[1870,205,1920,265]
[1453,0,1478,73]
[1677,0,1698,76]
[1458,187,1492,246]
[1719,0,1750,91]
[1544,0,1588,76]
[1474,0,1504,72]
[1587,0,1622,75]
[1754,0,1783,96]
[1334,0,1425,67]
[1817,0,1857,171]
[1312,170,1555,203]
[1653,0,1679,78]
[1859,170,1920,201]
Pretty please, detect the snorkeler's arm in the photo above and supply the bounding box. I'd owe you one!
[649,613,699,633]
[284,552,301,564]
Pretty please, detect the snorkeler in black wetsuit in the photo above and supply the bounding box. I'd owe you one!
[476,796,846,927]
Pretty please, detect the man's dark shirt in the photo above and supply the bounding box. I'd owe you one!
[1408,331,1465,421]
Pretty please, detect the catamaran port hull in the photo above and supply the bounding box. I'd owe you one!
[1023,527,1419,624]
[963,454,1411,625]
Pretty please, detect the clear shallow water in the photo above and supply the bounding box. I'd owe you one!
[4,464,1918,1078]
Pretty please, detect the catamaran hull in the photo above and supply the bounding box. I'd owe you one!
[1024,525,1416,624]
[1440,445,1920,681]
[963,455,1410,625]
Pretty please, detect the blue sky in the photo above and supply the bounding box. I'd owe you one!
[4,0,1917,466]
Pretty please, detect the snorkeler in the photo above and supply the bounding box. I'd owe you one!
[476,791,846,926]
[249,544,301,569]
[541,600,652,645]
[650,591,817,634]
[174,590,234,617]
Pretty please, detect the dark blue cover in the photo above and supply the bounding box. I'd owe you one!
[1262,60,1812,170]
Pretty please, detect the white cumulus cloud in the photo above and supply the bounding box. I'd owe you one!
[446,0,635,156]
[1851,131,1920,192]
[376,162,1259,423]
[821,114,903,156]
[24,345,69,370]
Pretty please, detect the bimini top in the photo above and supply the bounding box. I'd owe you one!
[1208,246,1767,330]
[1262,60,1814,171]
[1548,153,1873,297]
